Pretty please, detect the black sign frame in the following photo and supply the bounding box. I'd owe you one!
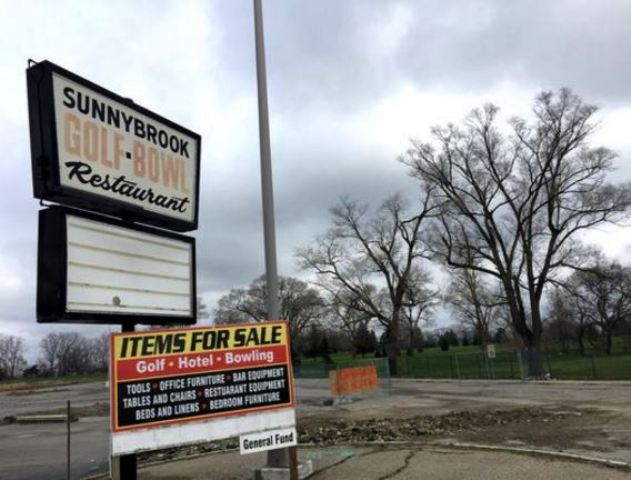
[37,206,197,326]
[27,60,201,232]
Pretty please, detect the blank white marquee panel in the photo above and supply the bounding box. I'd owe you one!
[65,214,193,317]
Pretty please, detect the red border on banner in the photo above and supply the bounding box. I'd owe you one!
[110,320,295,432]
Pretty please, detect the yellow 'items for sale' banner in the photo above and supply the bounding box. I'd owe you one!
[110,321,295,433]
[113,322,288,360]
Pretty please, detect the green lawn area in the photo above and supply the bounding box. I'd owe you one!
[295,354,390,379]
[397,348,522,380]
[295,342,631,381]
[545,351,631,380]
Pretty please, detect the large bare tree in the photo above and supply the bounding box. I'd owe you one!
[39,332,90,376]
[298,193,437,374]
[197,297,210,320]
[569,261,631,355]
[88,333,110,372]
[0,335,26,378]
[400,268,437,355]
[445,266,503,347]
[402,89,631,375]
[214,275,323,348]
[326,291,373,350]
[545,286,595,356]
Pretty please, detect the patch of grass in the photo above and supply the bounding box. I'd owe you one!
[546,351,631,380]
[30,402,110,418]
[0,372,107,392]
[294,341,631,381]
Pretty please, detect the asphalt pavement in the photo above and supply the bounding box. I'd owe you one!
[0,417,109,480]
[0,381,109,416]
[3,378,631,479]
[134,445,631,480]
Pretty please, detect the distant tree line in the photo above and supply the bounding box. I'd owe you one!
[39,332,109,376]
[0,332,110,379]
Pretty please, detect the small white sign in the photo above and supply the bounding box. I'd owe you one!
[240,427,297,455]
[487,344,496,359]
[112,408,296,456]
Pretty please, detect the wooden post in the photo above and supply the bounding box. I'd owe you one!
[67,400,71,480]
[289,446,298,480]
[119,454,137,480]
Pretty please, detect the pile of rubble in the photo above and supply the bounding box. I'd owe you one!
[140,408,568,463]
[297,408,567,444]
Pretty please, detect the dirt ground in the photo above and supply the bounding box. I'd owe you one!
[128,378,631,470]
[292,379,631,465]
[3,378,631,479]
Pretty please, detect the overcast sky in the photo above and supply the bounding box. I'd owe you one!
[2,0,631,361]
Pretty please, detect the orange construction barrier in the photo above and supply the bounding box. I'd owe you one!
[329,365,379,396]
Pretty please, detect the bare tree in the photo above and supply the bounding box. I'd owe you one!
[323,292,381,357]
[545,287,579,353]
[40,333,62,374]
[568,261,631,355]
[0,335,27,378]
[445,266,503,347]
[298,193,437,374]
[326,291,372,347]
[402,89,631,375]
[39,332,90,376]
[197,297,210,320]
[401,269,437,355]
[88,333,110,372]
[545,283,599,356]
[214,275,323,347]
[353,322,378,357]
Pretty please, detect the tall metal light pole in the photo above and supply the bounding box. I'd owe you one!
[253,0,289,473]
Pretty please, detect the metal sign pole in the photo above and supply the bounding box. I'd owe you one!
[253,0,293,474]
[119,323,137,480]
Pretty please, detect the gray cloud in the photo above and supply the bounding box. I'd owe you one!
[1,0,631,358]
[255,0,631,109]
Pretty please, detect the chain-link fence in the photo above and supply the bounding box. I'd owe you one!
[294,357,391,387]
[294,349,631,381]
[398,350,522,380]
[396,349,631,380]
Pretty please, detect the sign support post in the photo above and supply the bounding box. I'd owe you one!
[253,0,295,477]
[118,323,137,480]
